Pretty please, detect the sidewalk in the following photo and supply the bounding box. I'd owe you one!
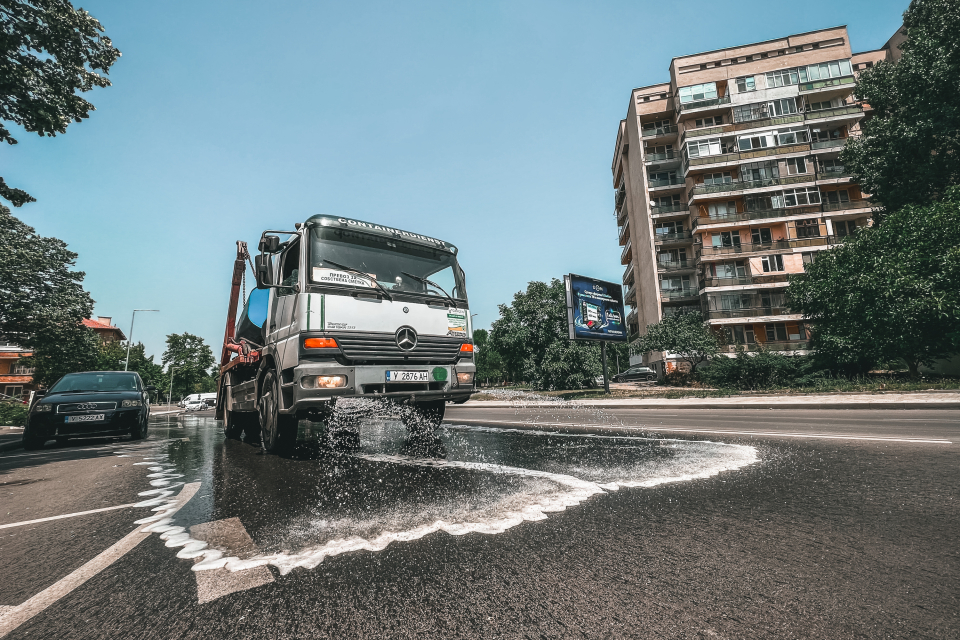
[462,391,960,410]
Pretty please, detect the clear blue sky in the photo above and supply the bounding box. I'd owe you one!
[7,0,907,363]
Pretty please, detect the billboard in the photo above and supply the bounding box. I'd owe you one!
[564,274,628,342]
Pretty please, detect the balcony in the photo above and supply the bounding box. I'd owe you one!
[618,220,630,246]
[623,264,635,285]
[798,75,855,94]
[699,273,791,290]
[811,138,847,150]
[621,240,633,266]
[678,95,731,113]
[654,231,693,245]
[692,205,821,230]
[822,199,872,213]
[684,114,804,143]
[615,187,626,211]
[707,306,792,319]
[818,169,851,181]
[651,203,687,218]
[11,366,35,375]
[689,174,815,200]
[661,288,699,301]
[657,259,694,272]
[699,236,835,257]
[648,176,685,190]
[641,124,678,139]
[625,286,637,305]
[645,150,679,163]
[804,105,863,121]
[718,341,810,353]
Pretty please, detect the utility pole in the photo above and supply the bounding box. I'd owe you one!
[167,365,179,408]
[125,309,159,371]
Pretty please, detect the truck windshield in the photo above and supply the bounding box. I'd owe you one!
[310,226,467,300]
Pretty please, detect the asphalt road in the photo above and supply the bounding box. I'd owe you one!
[0,407,957,639]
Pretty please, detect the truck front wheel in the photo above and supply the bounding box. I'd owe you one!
[258,369,296,453]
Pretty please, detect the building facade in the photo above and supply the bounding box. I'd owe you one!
[612,26,898,373]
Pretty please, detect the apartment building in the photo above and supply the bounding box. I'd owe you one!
[612,25,897,373]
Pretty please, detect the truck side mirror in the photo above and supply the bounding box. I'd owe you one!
[259,235,280,253]
[255,254,273,288]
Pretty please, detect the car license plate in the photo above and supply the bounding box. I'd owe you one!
[386,370,429,383]
[65,414,105,423]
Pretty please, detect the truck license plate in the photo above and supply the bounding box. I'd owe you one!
[386,371,429,383]
[66,414,106,423]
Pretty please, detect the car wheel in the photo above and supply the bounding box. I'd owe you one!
[22,426,46,450]
[258,369,296,453]
[130,417,146,440]
[646,374,656,382]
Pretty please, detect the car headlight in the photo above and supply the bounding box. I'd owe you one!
[121,399,142,407]
[456,372,474,385]
[34,404,53,413]
[301,375,347,389]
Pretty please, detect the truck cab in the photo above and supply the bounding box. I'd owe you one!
[219,216,475,451]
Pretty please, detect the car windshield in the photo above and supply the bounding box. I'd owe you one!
[310,226,467,300]
[49,372,140,393]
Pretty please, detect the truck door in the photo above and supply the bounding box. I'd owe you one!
[271,239,301,371]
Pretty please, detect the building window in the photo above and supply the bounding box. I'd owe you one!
[783,187,821,207]
[660,275,691,291]
[751,227,773,244]
[678,82,718,104]
[687,138,722,158]
[656,221,684,236]
[803,59,853,81]
[658,248,688,264]
[835,220,858,237]
[801,251,817,266]
[703,172,733,185]
[765,323,789,341]
[807,99,839,112]
[4,385,23,399]
[652,194,681,210]
[733,98,799,124]
[761,254,785,272]
[777,127,810,145]
[645,144,674,155]
[707,201,737,218]
[694,116,723,128]
[740,161,779,182]
[648,170,678,185]
[795,219,822,238]
[720,294,751,310]
[736,76,756,92]
[712,231,741,248]
[787,157,811,175]
[820,159,845,175]
[710,261,746,279]
[642,119,672,134]
[725,325,755,344]
[766,67,803,87]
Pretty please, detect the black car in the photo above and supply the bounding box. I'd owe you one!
[611,366,658,383]
[22,371,155,449]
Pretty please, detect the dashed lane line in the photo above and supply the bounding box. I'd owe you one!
[0,482,200,637]
[0,503,139,530]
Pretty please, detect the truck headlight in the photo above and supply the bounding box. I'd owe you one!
[456,372,474,385]
[302,375,347,389]
[121,399,142,407]
[34,404,52,412]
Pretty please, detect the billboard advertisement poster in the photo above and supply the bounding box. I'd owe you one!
[564,274,628,342]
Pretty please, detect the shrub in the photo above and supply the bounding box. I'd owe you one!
[700,347,824,390]
[0,401,29,426]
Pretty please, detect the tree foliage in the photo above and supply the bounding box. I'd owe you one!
[699,346,820,390]
[0,204,99,385]
[97,340,164,386]
[162,333,216,400]
[634,311,718,372]
[841,0,960,215]
[472,328,505,385]
[1,0,121,205]
[487,279,618,390]
[787,189,960,376]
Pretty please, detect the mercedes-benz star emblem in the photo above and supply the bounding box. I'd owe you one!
[395,326,418,351]
[78,403,97,410]
[403,306,409,313]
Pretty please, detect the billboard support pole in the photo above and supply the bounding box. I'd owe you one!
[602,342,610,395]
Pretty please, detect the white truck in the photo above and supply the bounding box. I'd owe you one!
[216,215,475,452]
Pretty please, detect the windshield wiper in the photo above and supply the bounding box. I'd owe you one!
[323,259,393,301]
[401,272,458,308]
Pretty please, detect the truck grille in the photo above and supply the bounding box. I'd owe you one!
[334,332,463,364]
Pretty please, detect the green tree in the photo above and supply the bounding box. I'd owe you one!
[841,0,960,215]
[162,333,215,400]
[634,311,718,374]
[488,279,608,390]
[787,190,960,376]
[1,0,121,206]
[0,204,99,385]
[97,340,164,387]
[472,328,505,385]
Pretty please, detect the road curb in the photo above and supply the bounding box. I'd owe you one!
[458,401,960,410]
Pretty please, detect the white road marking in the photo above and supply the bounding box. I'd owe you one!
[0,482,200,637]
[447,419,953,444]
[0,504,139,530]
[189,518,274,603]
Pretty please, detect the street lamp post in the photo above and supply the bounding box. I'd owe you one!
[125,309,159,371]
[167,365,179,408]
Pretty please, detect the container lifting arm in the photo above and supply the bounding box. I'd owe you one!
[220,241,251,368]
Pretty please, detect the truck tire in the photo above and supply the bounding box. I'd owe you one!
[223,410,244,438]
[258,369,296,453]
[402,400,445,434]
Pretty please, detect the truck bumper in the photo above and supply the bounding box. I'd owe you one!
[285,362,475,413]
